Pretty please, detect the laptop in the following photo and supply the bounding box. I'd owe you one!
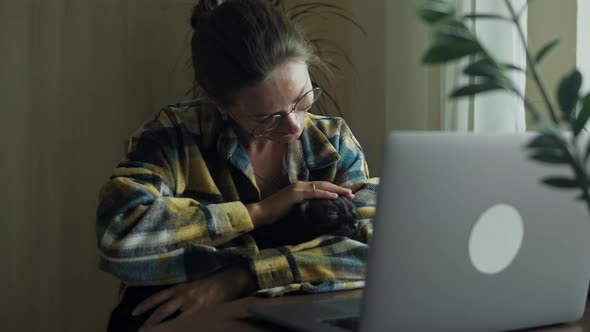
[248,131,590,332]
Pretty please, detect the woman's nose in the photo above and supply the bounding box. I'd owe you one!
[282,111,302,134]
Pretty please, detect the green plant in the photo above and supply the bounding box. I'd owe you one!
[418,0,590,214]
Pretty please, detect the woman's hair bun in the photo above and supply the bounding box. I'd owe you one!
[190,0,223,30]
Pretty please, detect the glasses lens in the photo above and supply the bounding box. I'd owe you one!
[251,116,279,137]
[251,86,322,137]
[294,86,322,112]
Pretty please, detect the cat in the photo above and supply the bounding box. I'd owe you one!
[251,196,360,249]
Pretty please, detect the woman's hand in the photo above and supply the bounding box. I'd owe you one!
[247,181,354,227]
[133,264,256,330]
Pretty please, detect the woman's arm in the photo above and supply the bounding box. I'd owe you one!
[96,117,255,285]
[247,118,379,296]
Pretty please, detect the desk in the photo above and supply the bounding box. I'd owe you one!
[145,290,590,332]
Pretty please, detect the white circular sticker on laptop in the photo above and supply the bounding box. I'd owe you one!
[468,204,524,274]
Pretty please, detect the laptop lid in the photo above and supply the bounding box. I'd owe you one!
[361,131,590,332]
[249,131,590,332]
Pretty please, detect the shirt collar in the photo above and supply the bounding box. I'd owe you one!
[215,114,341,182]
[298,116,340,170]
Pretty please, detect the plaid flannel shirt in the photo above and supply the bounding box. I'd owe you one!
[96,100,379,297]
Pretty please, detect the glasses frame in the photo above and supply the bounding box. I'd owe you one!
[234,84,323,138]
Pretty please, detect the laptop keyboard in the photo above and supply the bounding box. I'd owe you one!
[324,316,360,331]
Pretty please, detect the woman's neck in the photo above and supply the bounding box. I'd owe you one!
[246,138,286,199]
[233,126,277,154]
[246,138,280,155]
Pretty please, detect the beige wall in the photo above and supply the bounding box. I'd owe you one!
[1,1,193,331]
[526,0,578,127]
[287,0,353,120]
[351,0,388,176]
[351,0,440,176]
[579,0,590,92]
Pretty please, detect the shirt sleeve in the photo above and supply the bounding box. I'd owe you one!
[96,116,255,285]
[249,236,368,297]
[248,119,379,297]
[333,119,378,243]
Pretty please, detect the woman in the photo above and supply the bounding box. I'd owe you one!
[96,0,378,330]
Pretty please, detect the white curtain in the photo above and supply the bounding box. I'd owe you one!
[442,0,528,133]
[578,0,590,93]
[0,1,193,331]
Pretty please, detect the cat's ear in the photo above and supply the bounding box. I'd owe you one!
[298,199,311,209]
[294,200,311,216]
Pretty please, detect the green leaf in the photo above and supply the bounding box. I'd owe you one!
[534,38,559,64]
[574,93,590,136]
[526,133,564,150]
[462,13,510,21]
[501,63,526,72]
[557,69,582,117]
[450,82,504,97]
[585,138,590,161]
[461,59,515,92]
[528,149,570,164]
[417,0,455,24]
[422,41,481,64]
[537,119,564,137]
[463,58,504,81]
[422,19,481,64]
[433,20,474,41]
[541,177,580,189]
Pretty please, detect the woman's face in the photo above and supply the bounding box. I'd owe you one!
[226,60,314,144]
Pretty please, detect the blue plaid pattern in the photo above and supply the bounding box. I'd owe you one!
[96,99,379,296]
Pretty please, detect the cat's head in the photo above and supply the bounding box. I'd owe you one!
[298,196,359,228]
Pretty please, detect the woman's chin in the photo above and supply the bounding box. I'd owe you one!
[271,132,301,143]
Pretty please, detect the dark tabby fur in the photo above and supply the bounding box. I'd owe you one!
[107,197,359,331]
[251,196,360,249]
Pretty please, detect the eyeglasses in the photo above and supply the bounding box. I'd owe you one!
[246,85,323,138]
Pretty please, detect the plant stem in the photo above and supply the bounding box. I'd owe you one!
[511,88,540,122]
[504,0,560,125]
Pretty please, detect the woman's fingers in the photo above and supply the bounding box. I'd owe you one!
[178,298,204,317]
[250,181,355,227]
[307,181,354,200]
[308,183,339,199]
[132,287,175,316]
[140,296,185,329]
